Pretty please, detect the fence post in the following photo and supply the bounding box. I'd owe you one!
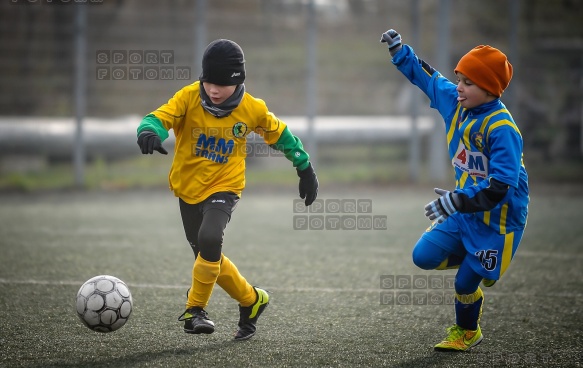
[409,0,421,183]
[305,0,318,165]
[74,4,87,188]
[429,0,451,182]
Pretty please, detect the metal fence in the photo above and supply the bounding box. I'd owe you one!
[1,0,582,185]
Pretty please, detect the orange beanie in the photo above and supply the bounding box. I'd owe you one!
[454,45,513,97]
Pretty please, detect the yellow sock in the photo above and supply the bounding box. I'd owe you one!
[187,255,221,309]
[455,287,484,304]
[216,254,256,307]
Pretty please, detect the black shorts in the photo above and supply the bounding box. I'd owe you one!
[179,192,240,260]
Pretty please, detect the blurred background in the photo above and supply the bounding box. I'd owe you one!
[0,0,582,191]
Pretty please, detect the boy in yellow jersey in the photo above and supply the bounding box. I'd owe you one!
[381,30,529,351]
[136,39,318,340]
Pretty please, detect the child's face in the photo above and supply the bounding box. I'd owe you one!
[455,72,496,109]
[202,82,237,105]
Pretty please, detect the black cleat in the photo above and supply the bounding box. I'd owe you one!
[178,307,215,334]
[234,287,269,341]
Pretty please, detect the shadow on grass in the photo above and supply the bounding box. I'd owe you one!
[29,339,248,368]
[393,351,461,368]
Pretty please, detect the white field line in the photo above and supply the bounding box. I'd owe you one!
[0,278,582,299]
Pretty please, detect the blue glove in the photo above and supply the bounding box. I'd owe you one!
[380,29,402,57]
[424,188,460,224]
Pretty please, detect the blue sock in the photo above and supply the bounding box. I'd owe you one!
[455,288,484,330]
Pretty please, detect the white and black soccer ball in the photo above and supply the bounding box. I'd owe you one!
[76,275,133,333]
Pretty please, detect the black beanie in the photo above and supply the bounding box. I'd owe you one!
[199,39,246,86]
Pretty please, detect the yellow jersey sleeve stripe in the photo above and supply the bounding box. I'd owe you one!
[422,64,434,78]
[486,119,522,145]
[479,108,506,136]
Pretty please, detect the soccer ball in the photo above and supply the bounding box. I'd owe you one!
[76,275,133,333]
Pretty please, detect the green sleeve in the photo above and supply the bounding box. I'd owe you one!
[137,114,169,142]
[269,126,310,170]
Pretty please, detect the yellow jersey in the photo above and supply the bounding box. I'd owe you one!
[138,81,308,204]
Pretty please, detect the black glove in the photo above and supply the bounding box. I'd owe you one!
[137,130,168,155]
[297,163,318,206]
[380,29,403,57]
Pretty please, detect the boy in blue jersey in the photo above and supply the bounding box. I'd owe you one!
[381,29,529,351]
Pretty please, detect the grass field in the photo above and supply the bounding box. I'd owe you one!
[0,184,582,367]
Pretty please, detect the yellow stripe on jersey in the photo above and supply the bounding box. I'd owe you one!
[482,211,490,226]
[486,119,521,146]
[478,117,489,136]
[462,118,479,186]
[499,203,509,234]
[478,108,507,145]
[500,232,515,277]
[446,105,462,146]
[459,171,470,188]
[422,63,434,78]
[462,119,478,150]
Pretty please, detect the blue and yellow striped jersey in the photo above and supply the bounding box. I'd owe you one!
[393,45,529,233]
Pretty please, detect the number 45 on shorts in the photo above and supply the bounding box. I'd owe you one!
[475,249,498,271]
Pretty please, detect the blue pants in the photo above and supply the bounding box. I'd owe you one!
[412,236,482,295]
[412,213,524,330]
[413,212,523,293]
